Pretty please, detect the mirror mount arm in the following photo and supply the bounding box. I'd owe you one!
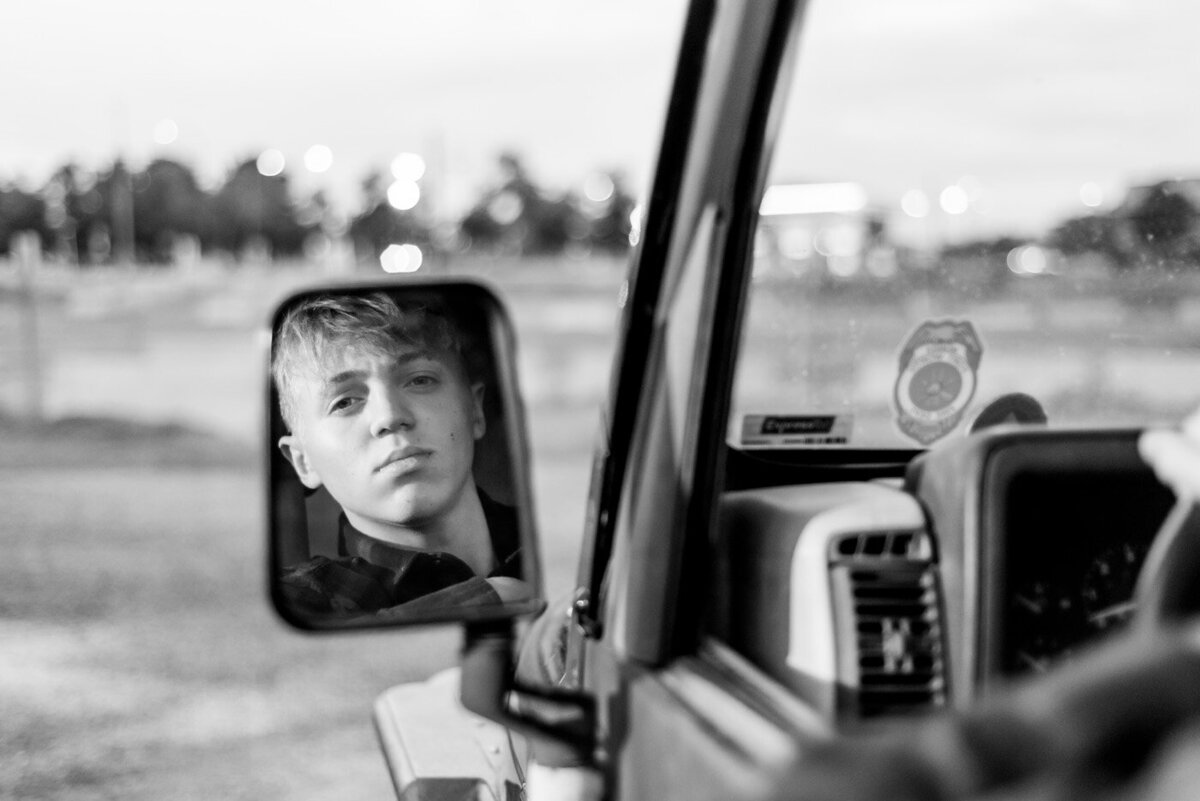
[460,620,597,767]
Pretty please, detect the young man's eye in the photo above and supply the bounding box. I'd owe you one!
[328,396,362,414]
[407,373,441,390]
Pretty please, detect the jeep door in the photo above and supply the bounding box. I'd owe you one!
[567,1,827,797]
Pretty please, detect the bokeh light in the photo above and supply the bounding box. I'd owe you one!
[584,173,615,203]
[391,152,426,182]
[387,180,421,211]
[380,243,423,273]
[779,227,813,260]
[153,119,179,145]
[1080,182,1104,208]
[814,223,860,259]
[939,185,969,215]
[256,149,286,177]
[901,189,930,218]
[488,191,523,225]
[1007,244,1048,275]
[75,169,97,193]
[304,144,333,173]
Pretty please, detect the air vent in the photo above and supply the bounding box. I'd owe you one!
[831,543,946,719]
[832,530,929,560]
[850,565,945,717]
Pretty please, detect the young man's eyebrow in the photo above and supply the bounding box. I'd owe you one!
[392,349,439,366]
[322,368,366,388]
[318,350,445,389]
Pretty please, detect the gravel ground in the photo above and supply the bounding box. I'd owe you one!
[0,259,620,800]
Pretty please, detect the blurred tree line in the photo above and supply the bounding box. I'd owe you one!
[911,178,1200,297]
[1048,179,1200,270]
[0,152,636,266]
[939,178,1200,284]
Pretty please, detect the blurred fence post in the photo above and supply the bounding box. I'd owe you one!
[13,231,45,421]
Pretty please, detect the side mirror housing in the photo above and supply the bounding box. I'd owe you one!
[264,278,544,630]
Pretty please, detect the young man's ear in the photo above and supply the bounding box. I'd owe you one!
[278,435,323,490]
[471,383,486,440]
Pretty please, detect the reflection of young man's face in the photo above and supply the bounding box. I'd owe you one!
[279,342,485,540]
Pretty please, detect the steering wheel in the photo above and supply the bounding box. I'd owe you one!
[1135,498,1200,631]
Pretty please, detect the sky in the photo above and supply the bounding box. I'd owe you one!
[774,0,1200,240]
[4,0,1200,238]
[0,0,689,215]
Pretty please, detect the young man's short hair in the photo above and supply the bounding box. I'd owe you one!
[272,291,476,433]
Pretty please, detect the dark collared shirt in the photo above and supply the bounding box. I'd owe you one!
[280,490,520,616]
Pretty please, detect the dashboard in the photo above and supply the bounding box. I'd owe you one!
[998,469,1170,676]
[714,427,1174,723]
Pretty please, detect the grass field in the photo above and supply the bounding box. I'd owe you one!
[0,257,623,800]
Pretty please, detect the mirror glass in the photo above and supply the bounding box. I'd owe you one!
[266,280,543,629]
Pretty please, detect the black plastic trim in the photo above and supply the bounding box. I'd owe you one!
[723,446,919,490]
[672,0,808,655]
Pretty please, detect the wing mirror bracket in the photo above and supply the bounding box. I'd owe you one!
[460,620,597,766]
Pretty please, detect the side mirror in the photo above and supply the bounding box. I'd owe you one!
[265,279,544,629]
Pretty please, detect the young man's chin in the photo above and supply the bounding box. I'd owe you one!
[374,494,454,529]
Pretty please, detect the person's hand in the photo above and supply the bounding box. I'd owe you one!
[486,576,534,603]
[1139,408,1200,500]
[770,626,1200,801]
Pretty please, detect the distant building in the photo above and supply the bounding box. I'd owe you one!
[754,182,895,283]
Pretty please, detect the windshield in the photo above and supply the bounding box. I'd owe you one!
[731,0,1200,450]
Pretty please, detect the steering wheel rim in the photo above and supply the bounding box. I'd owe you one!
[1135,498,1200,632]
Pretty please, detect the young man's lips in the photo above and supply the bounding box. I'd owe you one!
[376,448,432,473]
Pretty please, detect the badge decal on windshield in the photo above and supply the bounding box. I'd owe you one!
[893,320,983,445]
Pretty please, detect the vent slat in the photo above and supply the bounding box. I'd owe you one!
[859,676,942,688]
[833,530,926,560]
[858,652,940,663]
[855,603,930,617]
[842,555,946,719]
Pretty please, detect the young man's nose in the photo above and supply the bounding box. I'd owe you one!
[368,387,416,436]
